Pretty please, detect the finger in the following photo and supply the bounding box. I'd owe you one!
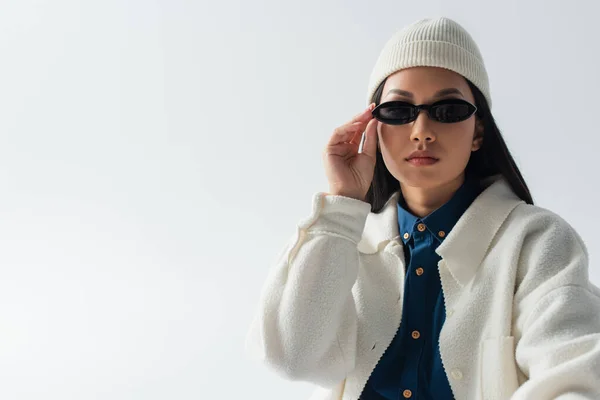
[360,118,379,159]
[348,113,375,146]
[352,117,376,151]
[327,104,376,146]
[327,121,364,146]
[349,126,365,147]
[349,103,376,124]
[323,141,355,158]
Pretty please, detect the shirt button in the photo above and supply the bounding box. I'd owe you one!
[438,230,446,238]
[451,369,463,380]
[411,330,420,339]
[403,389,412,398]
[417,223,426,232]
[403,232,410,240]
[416,267,424,276]
[448,309,454,317]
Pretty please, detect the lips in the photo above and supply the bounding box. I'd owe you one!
[407,157,439,166]
[406,151,439,161]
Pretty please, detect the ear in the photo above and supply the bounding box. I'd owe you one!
[472,118,484,152]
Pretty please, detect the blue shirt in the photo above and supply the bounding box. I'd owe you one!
[361,178,482,400]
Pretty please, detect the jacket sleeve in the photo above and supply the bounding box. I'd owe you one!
[511,212,600,399]
[244,192,372,387]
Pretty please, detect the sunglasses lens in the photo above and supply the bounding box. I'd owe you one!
[431,102,474,123]
[374,100,476,125]
[376,103,415,124]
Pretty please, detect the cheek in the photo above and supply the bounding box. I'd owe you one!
[438,128,475,164]
[436,131,478,181]
[378,122,474,156]
[378,124,410,151]
[447,121,477,154]
[377,125,412,174]
[377,122,476,185]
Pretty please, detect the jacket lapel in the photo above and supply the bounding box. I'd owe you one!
[358,174,525,287]
[435,176,525,287]
[357,190,402,254]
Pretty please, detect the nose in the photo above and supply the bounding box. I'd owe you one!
[409,110,436,144]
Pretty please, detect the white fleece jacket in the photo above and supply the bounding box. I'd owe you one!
[245,175,600,399]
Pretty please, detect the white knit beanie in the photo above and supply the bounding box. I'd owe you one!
[366,17,492,109]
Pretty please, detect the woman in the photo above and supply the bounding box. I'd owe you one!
[245,17,600,399]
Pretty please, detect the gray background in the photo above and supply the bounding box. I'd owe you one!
[0,0,598,399]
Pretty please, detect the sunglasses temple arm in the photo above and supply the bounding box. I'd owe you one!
[358,131,366,154]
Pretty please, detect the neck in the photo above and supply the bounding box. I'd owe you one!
[400,174,465,218]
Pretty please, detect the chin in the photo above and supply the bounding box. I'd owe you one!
[392,165,446,189]
[399,175,443,190]
[399,169,467,191]
[383,152,465,190]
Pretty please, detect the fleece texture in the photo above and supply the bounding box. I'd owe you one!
[245,174,600,399]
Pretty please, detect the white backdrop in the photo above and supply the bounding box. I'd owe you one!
[0,0,598,399]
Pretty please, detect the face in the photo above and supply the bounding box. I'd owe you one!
[377,66,483,191]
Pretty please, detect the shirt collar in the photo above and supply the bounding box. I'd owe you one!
[357,174,525,288]
[397,177,482,244]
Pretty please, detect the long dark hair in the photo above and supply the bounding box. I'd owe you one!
[365,77,534,213]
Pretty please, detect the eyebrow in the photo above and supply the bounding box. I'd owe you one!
[385,88,464,99]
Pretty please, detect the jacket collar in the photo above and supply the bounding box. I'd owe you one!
[357,174,525,287]
[397,176,482,246]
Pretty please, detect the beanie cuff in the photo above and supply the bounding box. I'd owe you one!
[366,39,492,108]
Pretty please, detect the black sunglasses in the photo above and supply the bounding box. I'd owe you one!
[371,98,477,125]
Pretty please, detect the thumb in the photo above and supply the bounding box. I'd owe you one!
[360,118,378,159]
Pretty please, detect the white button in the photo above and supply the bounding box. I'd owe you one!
[451,369,463,380]
[448,309,454,317]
